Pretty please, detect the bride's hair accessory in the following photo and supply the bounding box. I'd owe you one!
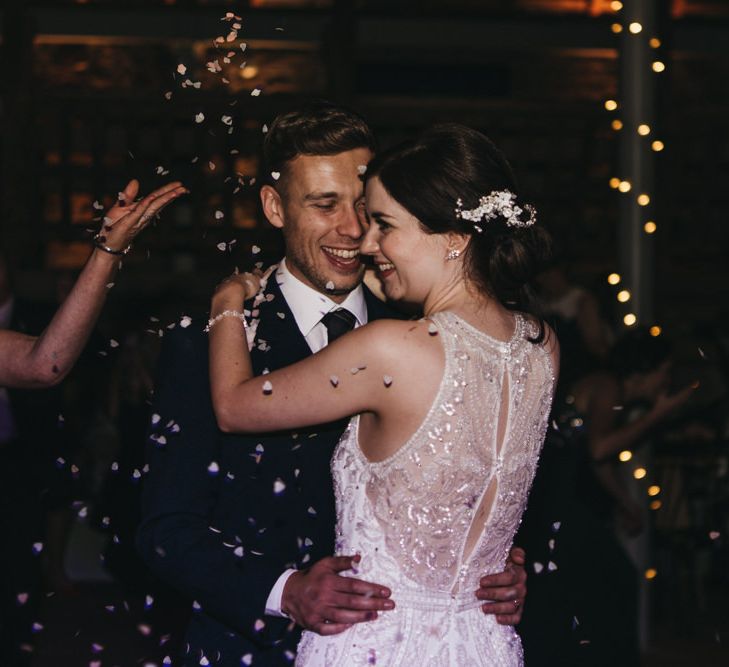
[455,190,536,231]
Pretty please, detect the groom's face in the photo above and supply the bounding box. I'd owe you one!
[262,147,373,303]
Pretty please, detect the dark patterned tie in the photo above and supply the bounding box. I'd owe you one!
[321,308,357,344]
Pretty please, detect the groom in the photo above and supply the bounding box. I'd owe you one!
[138,101,527,665]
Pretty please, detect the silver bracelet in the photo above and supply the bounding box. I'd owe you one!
[93,233,132,256]
[204,310,247,333]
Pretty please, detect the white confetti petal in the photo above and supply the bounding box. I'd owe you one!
[533,561,544,574]
[262,380,273,394]
[151,413,161,425]
[207,461,220,475]
[547,560,558,571]
[357,165,367,175]
[180,316,192,328]
[383,375,393,387]
[195,113,205,124]
[330,375,339,387]
[271,171,280,180]
[325,281,335,291]
[251,245,261,254]
[428,322,438,335]
[251,88,261,96]
[273,478,286,494]
[176,64,187,75]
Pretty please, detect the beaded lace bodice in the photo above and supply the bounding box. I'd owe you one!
[296,310,555,666]
[333,310,555,596]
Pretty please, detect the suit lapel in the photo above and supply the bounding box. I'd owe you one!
[250,275,312,373]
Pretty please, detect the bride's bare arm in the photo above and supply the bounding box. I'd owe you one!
[0,180,186,389]
[208,273,425,434]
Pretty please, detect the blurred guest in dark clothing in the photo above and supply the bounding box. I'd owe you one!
[519,328,694,666]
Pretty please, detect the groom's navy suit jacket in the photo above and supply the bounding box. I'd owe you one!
[137,276,398,665]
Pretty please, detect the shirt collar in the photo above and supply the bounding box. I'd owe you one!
[276,258,367,337]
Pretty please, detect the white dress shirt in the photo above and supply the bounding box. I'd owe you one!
[265,258,367,617]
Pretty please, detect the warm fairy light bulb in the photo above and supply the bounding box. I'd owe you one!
[612,23,623,34]
[612,119,624,131]
[652,61,665,73]
[638,124,651,136]
[651,140,665,152]
[611,1,623,10]
[637,194,650,206]
[649,37,661,48]
[605,99,618,111]
[644,221,657,234]
[619,450,633,462]
[645,568,657,580]
[609,177,621,189]
[617,290,631,303]
[607,273,621,285]
[650,500,662,510]
[618,180,632,193]
[648,485,661,496]
[629,22,643,34]
[240,65,259,80]
[650,325,662,336]
[624,313,637,326]
[633,466,647,479]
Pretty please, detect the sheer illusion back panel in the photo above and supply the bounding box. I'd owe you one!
[362,311,555,593]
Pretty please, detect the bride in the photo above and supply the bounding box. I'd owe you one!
[207,124,558,666]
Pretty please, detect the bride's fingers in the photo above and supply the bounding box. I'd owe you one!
[118,179,139,208]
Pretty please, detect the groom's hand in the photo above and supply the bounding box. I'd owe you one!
[281,555,395,636]
[476,546,527,625]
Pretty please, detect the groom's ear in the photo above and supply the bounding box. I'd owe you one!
[260,185,285,229]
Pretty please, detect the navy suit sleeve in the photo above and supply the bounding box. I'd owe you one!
[136,325,288,644]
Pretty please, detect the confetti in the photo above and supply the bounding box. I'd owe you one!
[214,210,225,220]
[357,165,367,175]
[137,624,152,636]
[252,245,261,254]
[176,64,187,75]
[216,243,228,252]
[325,281,335,291]
[251,88,261,96]
[273,478,286,494]
[428,322,438,335]
[195,113,205,124]
[16,593,29,605]
[221,115,233,126]
[271,171,280,180]
[551,521,561,532]
[241,655,253,666]
[109,339,119,348]
[262,380,273,394]
[207,461,220,475]
[234,546,244,557]
[180,316,192,328]
[254,619,265,632]
[383,375,393,387]
[330,375,340,387]
[709,531,720,540]
[32,542,44,555]
[547,561,558,571]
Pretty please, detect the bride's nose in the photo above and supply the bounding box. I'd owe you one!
[360,222,380,256]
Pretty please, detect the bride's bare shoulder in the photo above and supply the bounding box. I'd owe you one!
[357,317,444,363]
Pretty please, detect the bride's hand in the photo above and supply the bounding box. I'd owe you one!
[211,265,277,312]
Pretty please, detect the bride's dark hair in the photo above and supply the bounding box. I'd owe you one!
[365,123,552,340]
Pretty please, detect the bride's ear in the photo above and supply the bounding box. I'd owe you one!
[260,185,285,229]
[445,232,471,258]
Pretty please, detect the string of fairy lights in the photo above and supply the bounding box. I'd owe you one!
[604,0,664,337]
[604,0,666,583]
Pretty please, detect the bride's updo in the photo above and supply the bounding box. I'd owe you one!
[365,123,552,315]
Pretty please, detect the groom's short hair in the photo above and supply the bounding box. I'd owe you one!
[262,100,376,193]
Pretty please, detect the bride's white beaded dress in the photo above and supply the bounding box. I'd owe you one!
[296,311,556,666]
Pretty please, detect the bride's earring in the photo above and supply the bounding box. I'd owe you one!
[446,248,461,261]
